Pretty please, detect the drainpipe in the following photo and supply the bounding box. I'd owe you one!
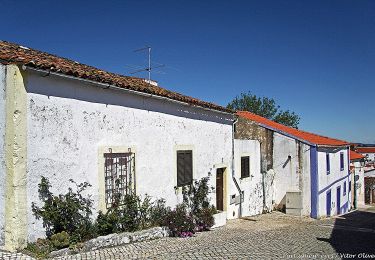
[231,117,242,217]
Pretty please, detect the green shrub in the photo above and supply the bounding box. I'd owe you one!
[119,194,141,232]
[95,194,170,236]
[24,238,53,259]
[150,198,171,227]
[31,177,95,241]
[95,209,121,236]
[50,231,70,249]
[163,204,195,237]
[182,177,216,230]
[195,206,216,231]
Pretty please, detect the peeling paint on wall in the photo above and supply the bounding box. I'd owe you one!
[233,139,263,217]
[235,117,274,212]
[25,71,234,241]
[4,65,28,251]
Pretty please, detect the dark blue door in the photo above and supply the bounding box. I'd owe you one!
[326,190,331,216]
[337,186,341,215]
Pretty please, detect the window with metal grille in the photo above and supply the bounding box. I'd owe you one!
[241,156,250,178]
[177,150,193,187]
[104,152,135,208]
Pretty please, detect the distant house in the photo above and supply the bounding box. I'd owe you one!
[364,169,375,204]
[235,111,351,219]
[0,41,242,251]
[349,150,365,207]
[356,147,375,162]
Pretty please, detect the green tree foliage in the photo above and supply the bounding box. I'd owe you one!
[227,92,300,128]
[31,177,94,241]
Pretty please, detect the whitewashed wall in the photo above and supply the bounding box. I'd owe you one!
[0,64,6,246]
[272,133,311,215]
[300,143,311,216]
[25,71,233,241]
[231,139,262,218]
[352,161,365,206]
[273,133,299,208]
[317,148,350,217]
[364,153,375,161]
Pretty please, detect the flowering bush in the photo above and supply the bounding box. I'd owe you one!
[163,204,195,237]
[182,177,216,231]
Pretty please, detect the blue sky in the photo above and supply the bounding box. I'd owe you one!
[1,0,374,143]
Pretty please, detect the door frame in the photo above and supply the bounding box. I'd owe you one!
[215,166,228,212]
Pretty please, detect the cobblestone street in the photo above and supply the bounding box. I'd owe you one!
[2,208,375,260]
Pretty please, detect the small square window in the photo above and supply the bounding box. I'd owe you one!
[241,156,250,179]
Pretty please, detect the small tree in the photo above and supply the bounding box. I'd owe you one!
[227,92,300,128]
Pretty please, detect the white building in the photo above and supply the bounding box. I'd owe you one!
[356,147,375,162]
[0,41,243,251]
[235,111,351,219]
[349,150,365,207]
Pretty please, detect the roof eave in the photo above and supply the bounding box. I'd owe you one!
[23,65,236,119]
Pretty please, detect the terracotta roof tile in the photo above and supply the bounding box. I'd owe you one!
[350,150,365,161]
[0,40,232,114]
[237,111,349,146]
[356,147,375,153]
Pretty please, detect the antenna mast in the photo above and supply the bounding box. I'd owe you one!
[130,46,164,82]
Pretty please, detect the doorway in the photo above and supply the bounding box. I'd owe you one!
[337,186,341,215]
[326,190,331,216]
[216,168,225,211]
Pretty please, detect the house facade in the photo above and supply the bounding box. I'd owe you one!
[0,41,242,251]
[236,111,351,219]
[349,150,365,207]
[356,147,375,162]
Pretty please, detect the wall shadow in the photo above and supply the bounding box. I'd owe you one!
[26,72,234,125]
[317,210,375,255]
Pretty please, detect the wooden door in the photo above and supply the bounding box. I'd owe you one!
[216,168,224,211]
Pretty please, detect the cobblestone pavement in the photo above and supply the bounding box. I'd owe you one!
[2,208,375,260]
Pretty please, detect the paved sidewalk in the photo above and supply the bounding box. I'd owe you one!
[1,210,375,259]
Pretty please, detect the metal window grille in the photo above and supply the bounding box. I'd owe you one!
[104,152,136,208]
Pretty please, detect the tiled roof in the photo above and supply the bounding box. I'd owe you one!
[0,40,232,114]
[350,150,365,161]
[356,147,375,153]
[237,111,349,147]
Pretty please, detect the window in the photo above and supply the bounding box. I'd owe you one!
[177,150,193,187]
[340,152,344,171]
[343,181,347,195]
[104,152,135,208]
[241,156,250,178]
[349,181,351,192]
[326,153,330,175]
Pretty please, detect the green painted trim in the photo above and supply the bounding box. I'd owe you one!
[4,65,28,251]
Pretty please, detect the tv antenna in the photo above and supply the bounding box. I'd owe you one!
[128,46,165,82]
